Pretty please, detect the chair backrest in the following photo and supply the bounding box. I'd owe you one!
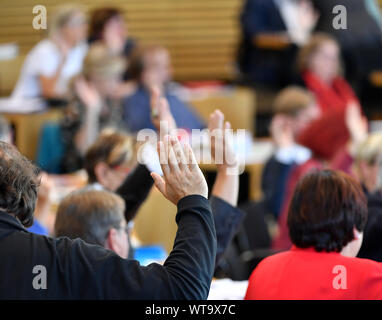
[188,87,256,134]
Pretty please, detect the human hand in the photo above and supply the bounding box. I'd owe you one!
[208,109,238,173]
[74,76,103,114]
[151,135,208,204]
[346,102,368,146]
[150,86,177,137]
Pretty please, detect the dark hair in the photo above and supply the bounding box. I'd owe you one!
[0,142,40,227]
[55,189,125,246]
[288,170,368,252]
[89,7,124,42]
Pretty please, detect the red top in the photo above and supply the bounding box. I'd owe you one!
[245,247,382,300]
[302,71,359,114]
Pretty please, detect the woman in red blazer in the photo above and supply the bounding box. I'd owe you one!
[245,170,382,300]
[297,33,360,115]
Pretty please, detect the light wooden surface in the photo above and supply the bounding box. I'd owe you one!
[188,86,256,134]
[2,109,63,160]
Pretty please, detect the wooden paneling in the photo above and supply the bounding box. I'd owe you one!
[0,0,243,86]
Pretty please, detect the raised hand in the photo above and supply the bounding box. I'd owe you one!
[150,86,177,137]
[74,76,103,114]
[151,135,208,205]
[208,109,238,173]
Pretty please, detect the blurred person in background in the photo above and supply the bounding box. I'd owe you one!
[296,33,361,115]
[12,4,88,102]
[312,0,382,92]
[246,170,382,300]
[59,43,127,173]
[237,0,318,86]
[272,103,368,251]
[88,7,137,97]
[262,86,320,219]
[123,45,205,133]
[355,134,382,262]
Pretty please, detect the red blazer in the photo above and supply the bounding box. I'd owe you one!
[245,247,382,300]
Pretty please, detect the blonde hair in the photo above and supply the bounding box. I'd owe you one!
[48,4,85,37]
[355,133,382,165]
[84,129,136,183]
[297,33,341,73]
[273,86,315,117]
[82,43,126,79]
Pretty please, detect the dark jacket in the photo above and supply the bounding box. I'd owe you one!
[117,163,245,265]
[123,86,205,133]
[237,0,292,85]
[0,195,216,300]
[357,192,382,262]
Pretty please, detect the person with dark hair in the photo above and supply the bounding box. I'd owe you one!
[245,170,382,300]
[0,135,217,299]
[88,7,137,97]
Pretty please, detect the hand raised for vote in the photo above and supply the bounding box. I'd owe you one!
[151,135,208,205]
[208,109,238,173]
[150,86,177,137]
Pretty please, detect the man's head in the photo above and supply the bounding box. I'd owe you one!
[128,45,172,88]
[288,170,368,257]
[272,86,320,139]
[84,129,136,191]
[0,142,40,227]
[55,189,129,258]
[354,133,382,193]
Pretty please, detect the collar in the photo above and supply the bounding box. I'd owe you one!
[0,210,29,232]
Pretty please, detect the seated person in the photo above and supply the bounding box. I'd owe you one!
[355,134,382,262]
[296,33,362,114]
[352,133,382,195]
[237,0,318,86]
[246,170,382,300]
[272,103,368,250]
[123,45,205,133]
[12,5,88,101]
[312,0,382,88]
[88,7,137,97]
[59,43,127,173]
[0,136,216,299]
[262,86,320,218]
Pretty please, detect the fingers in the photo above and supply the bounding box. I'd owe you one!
[208,109,224,131]
[170,136,188,171]
[151,172,166,196]
[157,140,170,178]
[183,142,199,172]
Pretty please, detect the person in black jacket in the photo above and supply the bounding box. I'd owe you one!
[0,135,216,299]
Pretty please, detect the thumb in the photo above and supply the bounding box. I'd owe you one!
[151,172,166,196]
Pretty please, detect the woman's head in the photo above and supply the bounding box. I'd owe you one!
[84,129,136,191]
[288,170,368,256]
[354,133,382,193]
[89,7,127,53]
[82,43,126,96]
[297,33,341,83]
[49,4,87,47]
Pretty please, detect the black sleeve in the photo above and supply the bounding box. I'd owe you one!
[210,196,245,266]
[115,164,154,222]
[58,195,216,300]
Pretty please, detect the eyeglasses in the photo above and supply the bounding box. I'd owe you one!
[118,222,134,235]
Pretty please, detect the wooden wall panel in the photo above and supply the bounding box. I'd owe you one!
[0,0,243,83]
